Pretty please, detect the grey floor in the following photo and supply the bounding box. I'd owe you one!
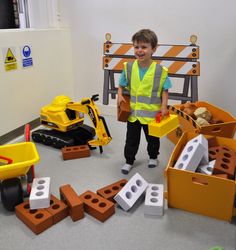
[0,115,235,250]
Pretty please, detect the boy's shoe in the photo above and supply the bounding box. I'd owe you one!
[148,159,158,168]
[121,163,133,174]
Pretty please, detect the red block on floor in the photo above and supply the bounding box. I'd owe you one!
[15,201,53,235]
[62,145,90,160]
[97,179,127,202]
[59,184,84,221]
[79,190,115,222]
[46,195,69,224]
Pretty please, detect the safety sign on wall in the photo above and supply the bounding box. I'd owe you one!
[21,45,33,68]
[2,47,17,71]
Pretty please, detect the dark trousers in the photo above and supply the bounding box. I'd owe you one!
[124,120,160,165]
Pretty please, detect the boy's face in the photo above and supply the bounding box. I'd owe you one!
[133,41,156,63]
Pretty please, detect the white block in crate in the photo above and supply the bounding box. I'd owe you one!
[114,172,148,211]
[174,134,206,172]
[197,160,216,175]
[144,184,164,216]
[197,134,209,165]
[29,177,51,209]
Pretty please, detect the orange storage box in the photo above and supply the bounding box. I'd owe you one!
[167,101,236,144]
[165,132,236,222]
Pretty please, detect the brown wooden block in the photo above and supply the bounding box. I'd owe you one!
[15,201,53,235]
[179,103,198,118]
[46,194,69,224]
[59,184,84,221]
[79,190,115,222]
[97,179,127,202]
[62,145,90,160]
[212,146,236,179]
[117,95,130,122]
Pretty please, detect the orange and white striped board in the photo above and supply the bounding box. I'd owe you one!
[103,57,200,76]
[104,43,199,59]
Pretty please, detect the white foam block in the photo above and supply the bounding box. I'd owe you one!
[144,184,164,216]
[114,172,148,211]
[174,134,206,172]
[29,177,51,209]
[197,134,209,165]
[197,160,216,175]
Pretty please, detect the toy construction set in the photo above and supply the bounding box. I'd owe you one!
[0,34,236,235]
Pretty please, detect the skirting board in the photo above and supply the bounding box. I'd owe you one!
[0,118,40,145]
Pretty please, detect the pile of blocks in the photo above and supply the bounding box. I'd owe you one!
[179,103,223,126]
[15,173,165,234]
[173,134,236,180]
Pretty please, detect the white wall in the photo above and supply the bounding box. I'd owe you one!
[0,29,74,135]
[57,0,236,116]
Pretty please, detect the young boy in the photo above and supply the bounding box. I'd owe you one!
[118,29,172,174]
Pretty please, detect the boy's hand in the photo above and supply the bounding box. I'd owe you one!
[161,105,168,117]
[117,86,126,106]
[117,94,126,106]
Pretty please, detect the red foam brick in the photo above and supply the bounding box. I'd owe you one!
[62,145,90,160]
[79,190,115,222]
[60,184,84,221]
[208,146,222,160]
[15,201,53,234]
[97,179,127,202]
[46,195,68,224]
[117,95,130,122]
[212,146,236,179]
[213,173,228,179]
[207,136,218,147]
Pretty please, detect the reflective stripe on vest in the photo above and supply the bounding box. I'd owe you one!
[130,95,161,104]
[130,109,158,117]
[124,60,168,124]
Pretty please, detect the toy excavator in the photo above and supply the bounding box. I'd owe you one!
[32,94,112,153]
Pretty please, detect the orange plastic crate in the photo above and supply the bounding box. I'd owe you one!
[167,101,236,144]
[165,132,236,222]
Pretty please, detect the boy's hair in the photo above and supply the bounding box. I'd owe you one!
[132,29,158,49]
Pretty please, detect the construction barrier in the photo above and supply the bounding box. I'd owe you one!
[102,34,200,105]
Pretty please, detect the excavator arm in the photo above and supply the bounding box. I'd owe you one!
[66,94,112,151]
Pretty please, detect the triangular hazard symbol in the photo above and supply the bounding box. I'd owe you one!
[5,48,16,63]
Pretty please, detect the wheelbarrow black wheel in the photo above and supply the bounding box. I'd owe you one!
[1,178,23,211]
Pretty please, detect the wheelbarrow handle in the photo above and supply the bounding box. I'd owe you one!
[0,155,13,164]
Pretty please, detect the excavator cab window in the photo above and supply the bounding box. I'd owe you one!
[65,109,76,120]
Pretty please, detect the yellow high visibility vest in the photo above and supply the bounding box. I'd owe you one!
[124,60,168,124]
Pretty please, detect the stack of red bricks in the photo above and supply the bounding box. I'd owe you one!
[15,179,127,234]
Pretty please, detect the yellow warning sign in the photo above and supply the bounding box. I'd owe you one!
[5,48,16,63]
[3,47,17,71]
[5,64,17,71]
